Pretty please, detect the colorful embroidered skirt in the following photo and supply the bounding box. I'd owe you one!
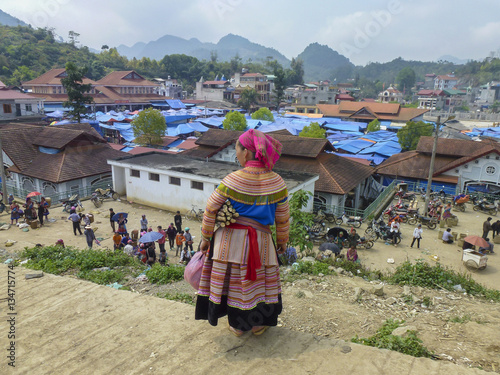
[195,220,282,331]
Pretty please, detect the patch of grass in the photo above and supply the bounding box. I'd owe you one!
[449,315,471,324]
[77,269,125,285]
[352,319,434,358]
[295,291,305,298]
[387,260,500,302]
[145,264,185,284]
[289,260,334,276]
[21,245,145,285]
[157,292,195,305]
[422,296,432,307]
[402,294,413,305]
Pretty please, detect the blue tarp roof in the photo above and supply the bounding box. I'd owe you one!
[164,114,196,125]
[166,99,186,109]
[334,139,375,153]
[99,123,136,142]
[198,117,224,127]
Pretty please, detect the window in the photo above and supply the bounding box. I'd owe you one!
[149,173,160,182]
[25,104,32,112]
[3,104,12,114]
[169,176,181,186]
[191,181,204,190]
[486,166,496,175]
[130,169,140,178]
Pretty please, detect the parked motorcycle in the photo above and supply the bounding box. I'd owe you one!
[394,190,416,202]
[335,213,362,228]
[90,192,104,208]
[471,197,497,216]
[366,219,401,244]
[305,222,329,245]
[94,185,120,201]
[355,236,375,249]
[407,214,438,229]
[60,194,83,213]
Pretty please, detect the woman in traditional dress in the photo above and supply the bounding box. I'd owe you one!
[196,129,290,337]
[117,213,128,235]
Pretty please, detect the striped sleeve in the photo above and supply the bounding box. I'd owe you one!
[201,186,227,240]
[275,196,290,245]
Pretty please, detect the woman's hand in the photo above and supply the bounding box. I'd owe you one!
[276,244,287,255]
[200,238,210,254]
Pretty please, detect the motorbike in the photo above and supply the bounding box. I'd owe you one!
[382,205,408,222]
[452,194,469,212]
[394,190,416,202]
[355,235,375,249]
[305,222,329,245]
[335,213,362,228]
[94,185,120,201]
[90,192,104,208]
[315,209,336,223]
[60,194,83,213]
[366,219,401,244]
[471,197,497,216]
[407,214,438,229]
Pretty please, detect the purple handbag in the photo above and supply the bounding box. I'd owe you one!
[184,251,205,290]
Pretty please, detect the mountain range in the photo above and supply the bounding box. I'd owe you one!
[0,9,27,27]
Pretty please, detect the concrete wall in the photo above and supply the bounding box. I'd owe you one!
[444,152,500,191]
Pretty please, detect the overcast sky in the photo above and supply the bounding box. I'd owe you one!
[3,0,500,65]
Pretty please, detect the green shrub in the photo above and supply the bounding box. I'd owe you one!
[289,260,334,276]
[352,319,433,358]
[77,269,125,285]
[146,264,185,284]
[388,260,500,301]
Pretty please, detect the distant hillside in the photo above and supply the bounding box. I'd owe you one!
[117,33,290,66]
[297,43,354,82]
[437,55,469,65]
[0,9,27,26]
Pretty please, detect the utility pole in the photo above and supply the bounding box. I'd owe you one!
[0,133,8,205]
[424,116,440,216]
[423,115,454,216]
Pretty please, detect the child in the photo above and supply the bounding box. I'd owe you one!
[180,246,191,264]
[347,247,358,262]
[175,230,185,257]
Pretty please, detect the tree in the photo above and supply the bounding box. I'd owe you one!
[366,119,380,133]
[61,62,93,123]
[222,111,247,131]
[131,108,166,146]
[396,67,416,93]
[273,65,287,108]
[251,107,274,122]
[287,190,314,254]
[288,57,304,85]
[397,121,434,151]
[237,87,258,112]
[68,30,80,46]
[101,45,109,50]
[299,122,326,138]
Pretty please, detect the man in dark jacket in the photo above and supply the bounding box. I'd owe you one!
[166,223,177,251]
[174,211,182,233]
[483,217,493,239]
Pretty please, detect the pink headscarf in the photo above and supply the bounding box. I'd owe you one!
[238,129,282,170]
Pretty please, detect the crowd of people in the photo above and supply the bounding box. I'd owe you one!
[105,208,196,267]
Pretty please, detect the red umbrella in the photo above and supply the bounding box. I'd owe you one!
[464,235,489,248]
[26,191,42,198]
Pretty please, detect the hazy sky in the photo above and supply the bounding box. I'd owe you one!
[3,0,500,65]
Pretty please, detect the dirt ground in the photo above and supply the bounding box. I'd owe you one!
[1,196,499,372]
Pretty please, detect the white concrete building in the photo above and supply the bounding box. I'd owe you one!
[108,152,319,213]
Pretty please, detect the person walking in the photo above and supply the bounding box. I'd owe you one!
[157,225,166,253]
[184,227,193,253]
[140,214,148,232]
[166,223,177,250]
[174,211,182,233]
[109,208,116,232]
[37,202,45,226]
[84,225,96,248]
[483,217,493,239]
[196,129,290,337]
[117,213,128,235]
[68,211,82,235]
[410,224,423,248]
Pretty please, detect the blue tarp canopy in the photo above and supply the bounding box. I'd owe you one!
[45,110,65,118]
[99,123,136,142]
[323,122,365,132]
[198,117,224,127]
[334,139,375,153]
[334,152,385,165]
[171,122,209,136]
[164,114,197,125]
[166,99,186,109]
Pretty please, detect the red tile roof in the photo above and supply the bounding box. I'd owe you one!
[317,102,429,122]
[126,147,176,155]
[23,68,96,86]
[0,123,124,183]
[96,71,157,87]
[0,89,40,100]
